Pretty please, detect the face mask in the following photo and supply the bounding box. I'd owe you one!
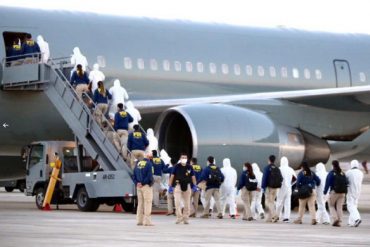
[181,159,187,164]
[243,167,247,171]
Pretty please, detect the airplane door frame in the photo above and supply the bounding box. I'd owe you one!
[333,59,352,87]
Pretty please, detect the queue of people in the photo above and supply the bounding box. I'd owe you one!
[132,152,364,228]
[7,34,49,66]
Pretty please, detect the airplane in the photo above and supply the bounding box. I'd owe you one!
[1,5,370,180]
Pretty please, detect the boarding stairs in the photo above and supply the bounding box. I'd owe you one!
[1,55,133,174]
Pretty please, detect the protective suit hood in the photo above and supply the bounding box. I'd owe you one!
[223,158,231,168]
[147,128,154,137]
[252,163,261,173]
[113,79,121,87]
[36,35,44,44]
[316,163,326,173]
[73,47,81,55]
[280,156,289,168]
[93,63,99,71]
[350,160,359,169]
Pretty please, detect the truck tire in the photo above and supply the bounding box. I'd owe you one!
[5,186,14,192]
[35,187,45,210]
[17,180,26,193]
[121,201,135,213]
[76,187,99,212]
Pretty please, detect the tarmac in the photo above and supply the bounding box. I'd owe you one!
[1,176,370,247]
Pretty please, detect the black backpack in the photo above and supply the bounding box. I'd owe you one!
[333,172,348,193]
[245,175,258,191]
[267,165,283,188]
[207,166,223,186]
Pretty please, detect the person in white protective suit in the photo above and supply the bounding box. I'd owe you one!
[146,128,158,153]
[36,35,50,63]
[275,157,297,222]
[126,101,142,131]
[160,149,172,191]
[250,163,265,219]
[346,160,364,227]
[89,63,105,93]
[70,47,88,71]
[315,162,331,225]
[108,79,129,116]
[220,158,237,218]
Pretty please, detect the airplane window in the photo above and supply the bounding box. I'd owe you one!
[150,59,158,71]
[269,66,276,78]
[292,68,300,79]
[123,57,132,70]
[281,67,288,78]
[246,65,253,76]
[186,61,193,72]
[360,72,366,82]
[257,66,265,77]
[209,63,217,74]
[315,69,322,80]
[163,60,170,71]
[137,58,145,70]
[304,69,311,79]
[221,64,229,75]
[234,64,241,76]
[197,62,204,73]
[174,61,182,72]
[97,56,106,68]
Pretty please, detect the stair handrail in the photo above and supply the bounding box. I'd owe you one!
[48,57,137,168]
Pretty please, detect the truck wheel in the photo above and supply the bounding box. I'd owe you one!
[5,186,14,192]
[76,187,99,212]
[17,181,26,193]
[35,187,45,210]
[121,201,135,213]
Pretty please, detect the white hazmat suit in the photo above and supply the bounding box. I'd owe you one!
[70,47,88,71]
[250,163,265,219]
[108,79,129,115]
[346,160,364,227]
[36,35,50,63]
[315,162,331,224]
[126,101,142,130]
[220,158,237,217]
[276,157,296,221]
[146,128,158,153]
[89,63,105,93]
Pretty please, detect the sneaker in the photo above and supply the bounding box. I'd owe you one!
[332,220,340,227]
[217,214,223,219]
[354,219,362,227]
[230,215,236,219]
[200,214,209,219]
[293,219,302,224]
[260,213,265,220]
[283,219,290,223]
[311,219,317,225]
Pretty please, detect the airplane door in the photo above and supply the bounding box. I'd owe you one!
[334,60,352,87]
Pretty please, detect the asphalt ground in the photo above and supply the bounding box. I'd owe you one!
[1,178,370,247]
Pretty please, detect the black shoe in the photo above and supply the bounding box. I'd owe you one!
[354,219,362,227]
[283,219,290,223]
[230,215,236,219]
